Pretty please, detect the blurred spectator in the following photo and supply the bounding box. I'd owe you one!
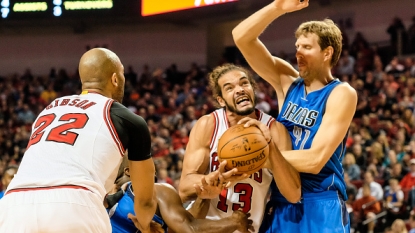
[387,17,408,56]
[156,168,173,186]
[400,158,415,190]
[356,170,384,201]
[390,219,408,233]
[383,163,405,187]
[352,143,368,171]
[337,49,356,76]
[344,152,362,181]
[125,65,138,87]
[408,16,415,54]
[345,172,357,230]
[385,57,405,78]
[353,183,382,233]
[0,165,18,199]
[384,178,405,225]
[350,32,370,59]
[40,83,57,104]
[255,92,271,114]
[146,104,161,123]
[16,104,36,124]
[409,211,415,233]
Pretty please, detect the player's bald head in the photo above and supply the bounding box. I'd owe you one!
[78,48,121,89]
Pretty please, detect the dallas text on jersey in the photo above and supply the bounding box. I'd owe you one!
[281,102,318,128]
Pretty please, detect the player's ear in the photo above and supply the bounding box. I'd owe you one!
[124,167,130,177]
[111,73,118,87]
[323,46,333,62]
[217,96,226,107]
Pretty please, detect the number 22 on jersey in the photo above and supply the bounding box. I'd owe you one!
[27,113,89,149]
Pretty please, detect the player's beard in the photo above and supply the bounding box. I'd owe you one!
[113,85,124,103]
[225,96,257,116]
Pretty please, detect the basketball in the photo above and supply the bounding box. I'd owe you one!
[217,124,269,175]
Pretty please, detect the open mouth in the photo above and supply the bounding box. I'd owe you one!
[235,96,251,106]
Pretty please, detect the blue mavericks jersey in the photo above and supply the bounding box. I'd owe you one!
[108,183,166,233]
[0,191,4,199]
[274,78,347,201]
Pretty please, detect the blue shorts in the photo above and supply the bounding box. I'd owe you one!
[259,191,350,233]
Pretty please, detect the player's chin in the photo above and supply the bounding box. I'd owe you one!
[237,106,255,116]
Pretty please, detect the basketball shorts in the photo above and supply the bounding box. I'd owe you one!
[0,187,111,233]
[259,191,350,233]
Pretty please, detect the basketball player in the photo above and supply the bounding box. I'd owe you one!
[232,0,357,232]
[178,64,301,233]
[107,160,254,233]
[0,48,157,233]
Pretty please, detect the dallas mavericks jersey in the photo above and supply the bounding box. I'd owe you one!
[196,108,274,233]
[274,78,347,200]
[108,182,166,233]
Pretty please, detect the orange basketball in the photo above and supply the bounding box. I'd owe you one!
[217,124,269,175]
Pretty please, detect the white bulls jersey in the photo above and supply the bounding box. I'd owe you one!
[207,108,274,233]
[7,93,124,200]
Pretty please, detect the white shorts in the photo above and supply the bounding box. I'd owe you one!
[0,186,111,233]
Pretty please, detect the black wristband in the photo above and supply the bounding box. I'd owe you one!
[106,189,124,209]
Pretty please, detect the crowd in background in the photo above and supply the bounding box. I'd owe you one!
[1,16,415,233]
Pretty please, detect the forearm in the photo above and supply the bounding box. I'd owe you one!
[269,141,301,203]
[281,148,327,174]
[179,173,205,202]
[233,3,285,44]
[190,218,240,233]
[187,197,210,219]
[134,195,157,231]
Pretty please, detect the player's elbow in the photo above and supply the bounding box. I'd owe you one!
[232,28,251,46]
[307,150,331,174]
[308,164,324,175]
[178,189,188,203]
[178,187,194,203]
[286,188,302,203]
[136,196,156,209]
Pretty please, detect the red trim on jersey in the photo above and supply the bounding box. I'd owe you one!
[223,109,230,128]
[104,99,125,156]
[209,111,219,149]
[255,109,261,120]
[266,117,275,129]
[6,185,90,195]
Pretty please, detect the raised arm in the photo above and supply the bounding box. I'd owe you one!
[281,83,357,173]
[232,0,307,99]
[156,184,253,233]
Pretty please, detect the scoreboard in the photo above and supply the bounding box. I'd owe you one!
[141,0,238,16]
[1,0,114,18]
[1,0,238,19]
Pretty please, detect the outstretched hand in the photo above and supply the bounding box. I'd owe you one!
[194,160,249,198]
[231,210,255,233]
[127,214,164,233]
[273,0,309,13]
